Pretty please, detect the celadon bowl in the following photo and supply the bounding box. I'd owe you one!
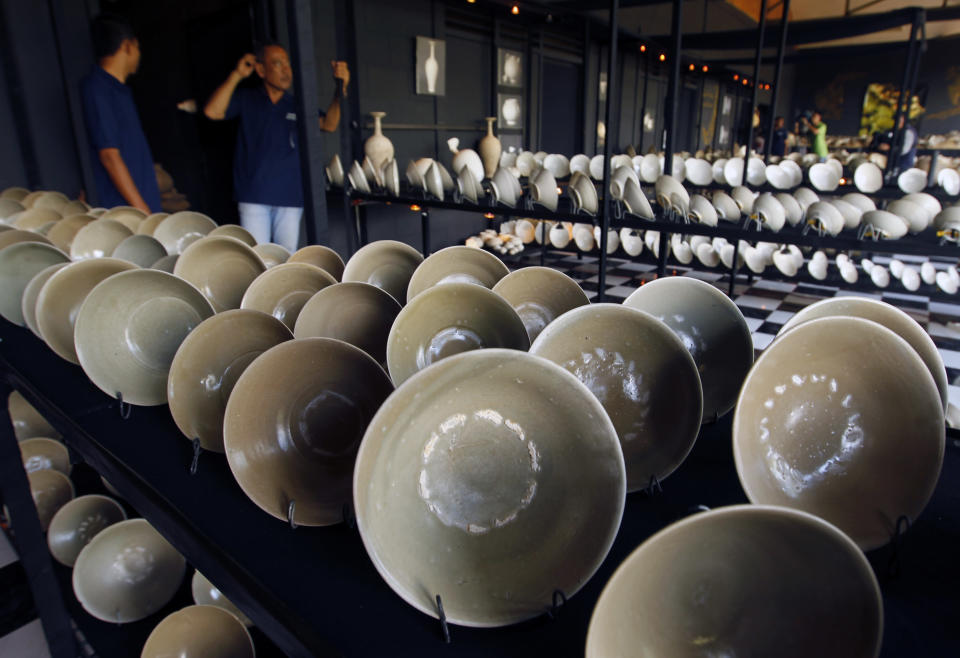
[70,219,133,259]
[8,390,60,440]
[140,605,255,658]
[223,338,394,526]
[28,468,74,531]
[208,223,257,247]
[354,348,626,627]
[0,241,70,325]
[585,505,883,658]
[240,262,336,330]
[734,316,944,550]
[386,282,529,386]
[288,244,345,281]
[252,243,290,268]
[153,211,217,255]
[191,571,253,627]
[74,269,215,406]
[168,309,292,452]
[406,245,510,302]
[342,240,423,305]
[491,266,589,343]
[19,437,70,475]
[530,304,702,491]
[173,236,266,313]
[47,494,126,567]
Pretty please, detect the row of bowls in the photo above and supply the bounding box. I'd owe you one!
[7,392,255,656]
[2,196,944,650]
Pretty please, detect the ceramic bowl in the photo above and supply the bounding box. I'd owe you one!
[764,163,791,189]
[531,304,701,491]
[687,194,718,226]
[624,276,753,421]
[938,167,960,195]
[711,190,740,222]
[711,158,727,184]
[13,207,61,231]
[730,186,756,215]
[937,270,958,293]
[46,214,95,252]
[852,162,883,193]
[8,391,59,441]
[806,201,844,235]
[137,213,169,236]
[0,241,70,326]
[491,267,589,343]
[622,178,654,219]
[20,437,70,475]
[191,572,252,627]
[585,505,883,658]
[548,223,571,248]
[0,228,53,251]
[27,468,74,531]
[735,316,944,550]
[252,243,290,268]
[240,262,336,330]
[168,310,292,452]
[173,236,266,313]
[861,210,908,239]
[73,518,185,623]
[1,186,30,201]
[100,206,146,231]
[902,266,921,291]
[620,228,643,256]
[70,218,134,260]
[47,495,126,567]
[22,263,68,338]
[154,212,217,255]
[293,282,402,365]
[842,192,876,213]
[570,153,590,176]
[531,168,559,211]
[897,167,927,194]
[886,200,929,234]
[36,258,138,363]
[208,224,257,247]
[0,198,25,220]
[752,193,785,232]
[808,252,828,280]
[572,173,599,214]
[903,192,941,218]
[827,199,862,231]
[150,254,178,273]
[354,348,625,627]
[870,265,890,288]
[543,153,570,179]
[723,158,745,186]
[75,269,215,405]
[573,224,595,251]
[111,234,167,268]
[363,155,384,188]
[455,166,480,203]
[746,157,767,186]
[386,282,529,386]
[141,605,255,658]
[792,186,819,211]
[404,160,426,192]
[342,240,424,305]
[381,158,400,196]
[30,193,69,213]
[224,338,394,526]
[406,245,509,302]
[684,158,713,186]
[609,166,638,200]
[778,296,948,410]
[288,245,345,281]
[773,193,802,226]
[654,175,689,215]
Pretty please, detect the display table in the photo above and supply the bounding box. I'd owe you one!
[0,318,957,657]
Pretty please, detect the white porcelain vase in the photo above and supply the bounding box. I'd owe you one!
[425,40,439,94]
[478,117,502,179]
[364,112,394,170]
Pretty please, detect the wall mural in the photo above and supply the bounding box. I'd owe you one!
[859,83,924,137]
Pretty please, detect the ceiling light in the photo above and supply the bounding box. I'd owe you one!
[511,4,519,14]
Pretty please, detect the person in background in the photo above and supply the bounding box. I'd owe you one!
[79,14,161,213]
[873,114,918,172]
[770,116,789,157]
[203,44,349,253]
[801,111,828,161]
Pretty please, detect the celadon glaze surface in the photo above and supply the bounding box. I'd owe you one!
[173,236,266,313]
[141,605,255,658]
[734,316,944,550]
[47,494,126,567]
[342,239,423,305]
[405,245,510,302]
[586,505,883,658]
[354,349,625,627]
[491,266,589,343]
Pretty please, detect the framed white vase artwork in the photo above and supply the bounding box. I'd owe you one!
[498,93,522,129]
[498,48,523,88]
[415,36,445,96]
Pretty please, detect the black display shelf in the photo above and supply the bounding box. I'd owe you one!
[1,317,958,656]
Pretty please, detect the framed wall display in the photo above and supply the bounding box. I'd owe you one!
[498,48,523,88]
[498,93,523,129]
[415,36,445,96]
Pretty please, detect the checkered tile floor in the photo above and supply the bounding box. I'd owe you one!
[508,248,960,411]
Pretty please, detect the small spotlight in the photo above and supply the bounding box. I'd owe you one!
[733,74,739,81]
[689,63,695,71]
[484,212,495,219]
[410,204,421,211]
[467,0,475,3]
[742,78,748,85]
[702,65,708,72]
[839,178,847,185]
[556,187,562,194]
[659,53,666,62]
[640,44,646,52]
[511,4,519,14]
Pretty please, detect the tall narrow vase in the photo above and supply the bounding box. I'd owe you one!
[478,117,502,180]
[425,41,439,94]
[364,112,394,170]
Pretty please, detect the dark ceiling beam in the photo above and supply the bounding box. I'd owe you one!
[683,5,960,50]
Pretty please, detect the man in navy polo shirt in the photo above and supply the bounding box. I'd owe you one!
[79,15,161,213]
[204,44,349,253]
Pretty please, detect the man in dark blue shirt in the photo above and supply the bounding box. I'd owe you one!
[770,116,789,157]
[79,15,161,213]
[204,45,349,252]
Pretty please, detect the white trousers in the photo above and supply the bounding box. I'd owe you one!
[237,202,303,254]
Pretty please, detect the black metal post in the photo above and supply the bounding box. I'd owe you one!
[663,0,683,173]
[638,52,649,153]
[0,382,78,657]
[764,0,791,161]
[744,0,767,171]
[421,210,431,256]
[598,0,619,302]
[333,0,359,255]
[286,0,328,247]
[887,11,920,180]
